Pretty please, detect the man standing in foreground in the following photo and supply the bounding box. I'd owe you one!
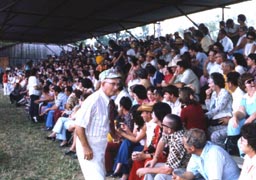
[75,68,121,180]
[173,128,240,180]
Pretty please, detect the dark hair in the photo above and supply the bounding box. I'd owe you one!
[120,96,132,111]
[241,123,256,152]
[226,19,234,25]
[152,102,172,122]
[210,72,225,88]
[233,53,247,67]
[136,68,148,79]
[145,64,156,76]
[238,73,254,92]
[30,68,38,76]
[189,43,202,52]
[219,29,227,35]
[53,85,62,93]
[157,59,166,67]
[179,87,197,105]
[163,84,179,97]
[154,87,164,97]
[164,114,183,131]
[80,78,93,89]
[238,14,246,22]
[73,89,83,98]
[246,31,256,40]
[184,128,207,149]
[65,86,73,93]
[227,71,240,86]
[177,60,190,69]
[212,42,224,52]
[132,84,148,100]
[42,85,50,93]
[248,53,256,62]
[193,30,204,38]
[171,47,180,55]
[130,104,144,130]
[147,86,156,93]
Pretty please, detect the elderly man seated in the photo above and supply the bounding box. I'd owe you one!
[172,128,240,180]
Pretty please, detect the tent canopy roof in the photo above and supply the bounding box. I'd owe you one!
[0,0,247,44]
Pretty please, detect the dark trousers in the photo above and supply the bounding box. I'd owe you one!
[29,95,40,120]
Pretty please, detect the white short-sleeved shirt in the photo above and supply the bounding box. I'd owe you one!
[180,69,200,94]
[27,76,41,96]
[75,89,110,137]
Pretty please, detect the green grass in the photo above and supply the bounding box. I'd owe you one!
[0,91,83,180]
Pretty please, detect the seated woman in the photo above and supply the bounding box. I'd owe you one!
[34,85,54,121]
[128,102,171,180]
[46,90,82,147]
[228,73,256,156]
[179,86,206,131]
[111,104,146,179]
[146,86,157,104]
[205,72,233,147]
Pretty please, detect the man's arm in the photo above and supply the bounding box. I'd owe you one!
[172,171,195,180]
[75,126,93,160]
[136,165,173,177]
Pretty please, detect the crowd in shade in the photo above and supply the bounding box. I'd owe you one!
[1,13,256,180]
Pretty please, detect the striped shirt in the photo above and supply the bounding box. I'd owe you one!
[75,89,110,137]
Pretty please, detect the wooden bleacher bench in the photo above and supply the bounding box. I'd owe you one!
[231,155,244,169]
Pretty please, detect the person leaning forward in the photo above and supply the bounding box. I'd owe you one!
[136,114,190,180]
[173,128,240,180]
[75,68,121,180]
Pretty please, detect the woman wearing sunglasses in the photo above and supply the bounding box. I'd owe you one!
[228,73,256,157]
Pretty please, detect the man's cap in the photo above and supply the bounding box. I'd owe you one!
[137,104,153,112]
[99,68,122,81]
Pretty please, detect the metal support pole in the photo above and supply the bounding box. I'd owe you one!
[222,7,224,21]
[175,6,199,28]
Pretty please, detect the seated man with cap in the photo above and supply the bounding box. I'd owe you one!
[75,68,122,180]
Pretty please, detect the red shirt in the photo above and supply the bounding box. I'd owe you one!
[2,73,8,83]
[180,104,206,131]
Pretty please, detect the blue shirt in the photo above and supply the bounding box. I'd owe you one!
[187,141,240,180]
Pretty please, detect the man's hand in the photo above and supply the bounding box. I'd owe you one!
[219,116,231,125]
[131,151,146,161]
[83,146,93,160]
[136,168,149,178]
[144,158,157,168]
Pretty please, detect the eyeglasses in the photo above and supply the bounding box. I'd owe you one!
[245,78,255,85]
[105,81,120,87]
[161,123,171,129]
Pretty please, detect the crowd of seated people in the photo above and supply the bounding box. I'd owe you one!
[2,12,256,179]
